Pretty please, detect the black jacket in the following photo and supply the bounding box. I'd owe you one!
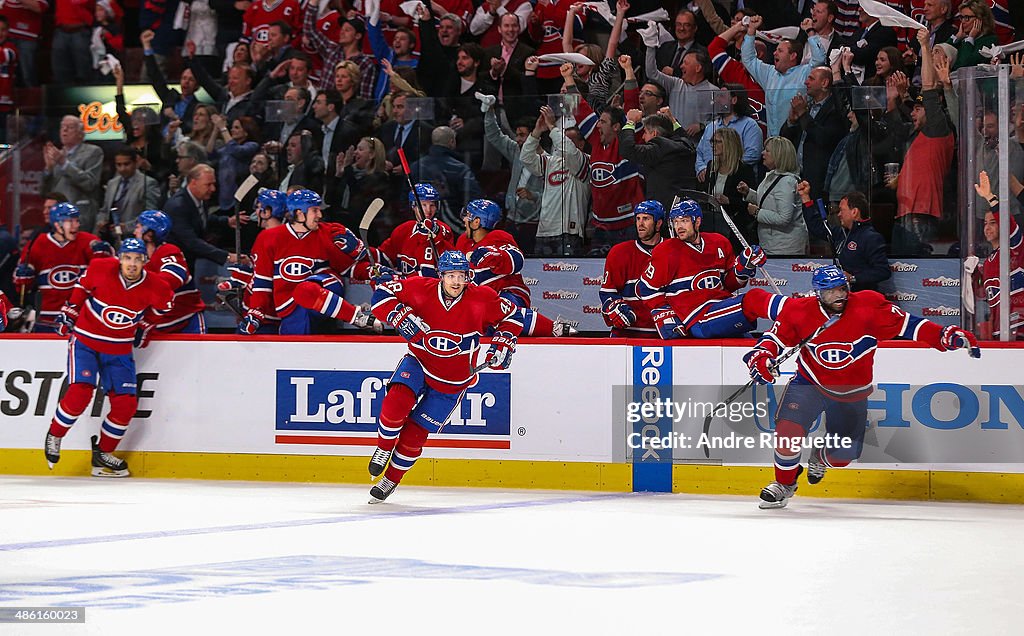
[165,189,230,268]
[802,199,891,291]
[780,93,849,201]
[618,128,698,213]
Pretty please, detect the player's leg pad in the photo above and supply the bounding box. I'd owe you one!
[383,422,430,485]
[49,383,96,437]
[378,383,418,449]
[294,281,359,323]
[821,398,868,468]
[741,287,787,322]
[773,418,807,486]
[98,392,138,453]
[687,296,755,338]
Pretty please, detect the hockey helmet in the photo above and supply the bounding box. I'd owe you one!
[668,198,702,222]
[437,250,471,275]
[408,183,440,206]
[50,202,80,225]
[118,237,148,257]
[634,200,665,223]
[462,199,501,230]
[137,209,172,243]
[811,265,848,292]
[256,188,288,220]
[286,189,322,218]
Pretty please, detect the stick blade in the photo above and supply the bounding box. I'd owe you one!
[359,198,385,232]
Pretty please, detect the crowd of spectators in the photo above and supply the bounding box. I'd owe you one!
[1,0,1023,267]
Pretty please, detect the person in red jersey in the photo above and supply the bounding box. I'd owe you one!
[13,202,114,333]
[44,237,175,478]
[746,265,980,509]
[0,289,10,331]
[970,170,1024,340]
[243,188,380,335]
[637,198,785,339]
[366,250,523,503]
[457,198,576,336]
[134,209,206,334]
[242,0,302,47]
[600,200,665,338]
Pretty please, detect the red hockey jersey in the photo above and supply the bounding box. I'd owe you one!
[242,0,303,45]
[456,229,530,306]
[527,0,582,80]
[68,258,174,355]
[637,233,747,328]
[18,231,105,326]
[756,292,945,400]
[979,216,1024,338]
[147,242,206,331]
[576,93,643,231]
[355,219,456,279]
[250,222,359,317]
[2,0,49,41]
[371,276,523,392]
[600,239,659,335]
[0,41,17,110]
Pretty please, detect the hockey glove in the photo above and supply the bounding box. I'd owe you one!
[743,348,778,384]
[469,246,504,271]
[734,245,767,278]
[388,305,429,343]
[486,330,517,370]
[13,263,35,291]
[369,264,398,286]
[413,218,442,239]
[332,229,366,259]
[239,308,265,335]
[940,325,981,358]
[90,239,116,258]
[652,305,683,339]
[54,303,79,337]
[134,319,156,348]
[602,298,636,329]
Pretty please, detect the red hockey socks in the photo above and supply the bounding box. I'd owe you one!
[773,419,807,485]
[741,287,787,323]
[98,392,138,452]
[378,384,417,450]
[49,383,95,437]
[294,281,359,323]
[383,421,430,484]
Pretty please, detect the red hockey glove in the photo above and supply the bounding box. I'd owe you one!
[134,319,156,348]
[332,228,366,259]
[734,245,767,278]
[387,304,429,343]
[486,330,517,369]
[652,305,683,339]
[940,325,981,358]
[239,308,265,335]
[743,348,778,384]
[90,239,116,258]
[13,263,35,292]
[602,298,636,329]
[54,303,80,337]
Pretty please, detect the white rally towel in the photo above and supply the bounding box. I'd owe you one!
[860,0,927,31]
[981,39,1024,59]
[637,21,675,48]
[538,52,597,67]
[755,26,800,44]
[399,0,423,19]
[627,8,670,24]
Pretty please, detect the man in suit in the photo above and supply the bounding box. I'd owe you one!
[165,165,243,270]
[264,86,323,170]
[96,147,161,238]
[41,115,103,233]
[780,66,848,202]
[187,50,260,124]
[278,130,325,193]
[484,13,533,102]
[849,6,898,82]
[655,10,708,78]
[381,92,429,169]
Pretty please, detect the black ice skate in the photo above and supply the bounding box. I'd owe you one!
[552,317,578,337]
[807,448,827,485]
[368,476,398,504]
[91,435,130,478]
[352,306,383,333]
[368,447,393,477]
[759,466,802,509]
[44,432,61,469]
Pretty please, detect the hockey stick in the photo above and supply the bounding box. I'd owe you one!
[701,314,840,458]
[396,148,440,270]
[677,189,783,296]
[359,198,385,268]
[233,175,261,260]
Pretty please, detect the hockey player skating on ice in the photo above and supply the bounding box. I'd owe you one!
[366,250,523,503]
[44,238,174,477]
[599,200,665,338]
[457,198,577,337]
[637,198,786,339]
[745,265,981,509]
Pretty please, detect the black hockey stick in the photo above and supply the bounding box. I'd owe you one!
[701,314,840,458]
[396,148,440,271]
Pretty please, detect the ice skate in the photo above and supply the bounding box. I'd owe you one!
[552,317,578,337]
[368,476,398,503]
[352,306,383,333]
[91,435,130,478]
[759,466,802,509]
[368,447,393,477]
[807,448,827,485]
[44,432,61,469]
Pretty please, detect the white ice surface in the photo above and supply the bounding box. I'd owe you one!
[0,477,1021,635]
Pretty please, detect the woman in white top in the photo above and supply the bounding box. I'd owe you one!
[738,136,808,255]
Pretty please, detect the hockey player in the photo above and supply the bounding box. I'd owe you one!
[457,198,577,337]
[353,183,457,280]
[134,210,207,334]
[243,189,380,335]
[366,250,524,503]
[599,200,665,338]
[0,289,9,331]
[637,198,785,339]
[44,238,175,477]
[13,202,114,332]
[746,265,980,509]
[970,171,1024,340]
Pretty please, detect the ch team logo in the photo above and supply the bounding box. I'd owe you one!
[424,331,467,358]
[48,265,80,290]
[548,170,569,186]
[279,256,317,283]
[692,270,721,290]
[590,162,616,187]
[814,342,855,369]
[100,305,138,329]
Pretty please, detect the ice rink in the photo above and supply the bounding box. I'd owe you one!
[0,476,1021,635]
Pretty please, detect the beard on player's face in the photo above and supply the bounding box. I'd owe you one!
[818,287,849,314]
